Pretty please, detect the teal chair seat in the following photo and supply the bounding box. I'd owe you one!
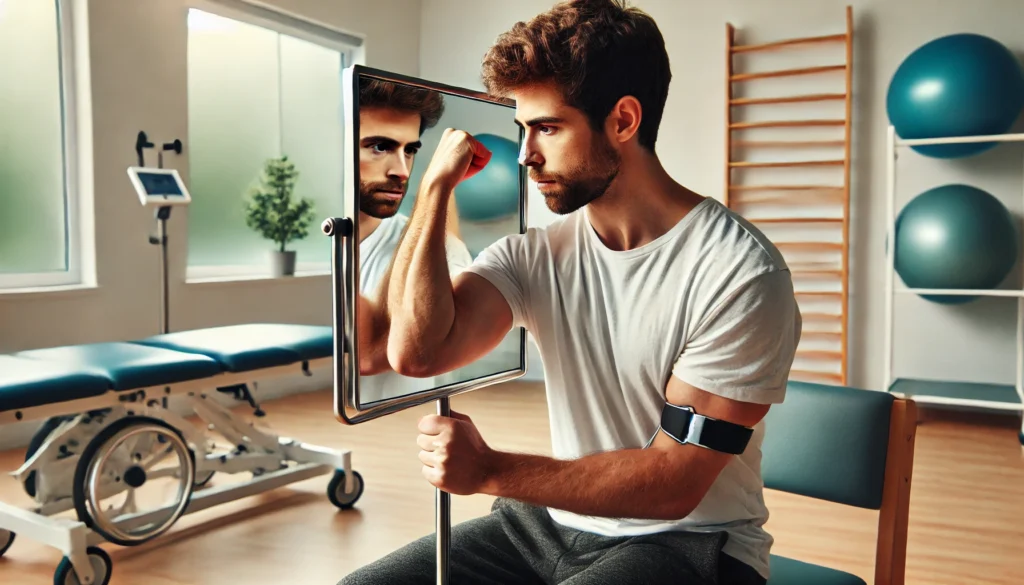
[761,381,917,585]
[768,555,866,585]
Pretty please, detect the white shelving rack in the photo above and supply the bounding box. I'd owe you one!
[883,125,1024,444]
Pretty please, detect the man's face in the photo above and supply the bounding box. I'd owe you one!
[513,82,620,215]
[358,106,423,218]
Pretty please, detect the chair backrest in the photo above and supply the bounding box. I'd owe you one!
[761,380,918,585]
[762,380,893,508]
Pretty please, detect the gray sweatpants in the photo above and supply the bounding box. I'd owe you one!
[339,497,766,585]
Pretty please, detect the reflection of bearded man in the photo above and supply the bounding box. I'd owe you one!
[358,78,445,220]
[359,176,408,219]
[353,78,473,404]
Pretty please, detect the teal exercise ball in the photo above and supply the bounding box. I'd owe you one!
[895,184,1018,304]
[886,33,1024,158]
[454,133,520,221]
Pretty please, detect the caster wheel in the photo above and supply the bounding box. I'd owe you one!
[1018,430,1023,447]
[0,529,14,557]
[53,546,112,585]
[327,470,364,509]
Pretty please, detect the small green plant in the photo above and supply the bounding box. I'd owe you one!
[244,155,316,253]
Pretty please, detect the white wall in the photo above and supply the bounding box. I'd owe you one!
[0,0,421,347]
[419,0,1024,393]
[0,0,422,448]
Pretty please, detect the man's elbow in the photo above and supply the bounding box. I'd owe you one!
[358,353,391,376]
[386,339,441,378]
[646,496,700,522]
[648,481,710,521]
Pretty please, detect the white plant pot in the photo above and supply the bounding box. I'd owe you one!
[270,250,296,277]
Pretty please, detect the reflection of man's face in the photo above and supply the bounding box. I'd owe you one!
[359,106,423,219]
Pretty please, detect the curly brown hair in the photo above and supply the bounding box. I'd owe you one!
[358,77,446,135]
[481,0,670,152]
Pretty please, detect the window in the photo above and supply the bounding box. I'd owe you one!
[0,0,80,289]
[185,4,360,279]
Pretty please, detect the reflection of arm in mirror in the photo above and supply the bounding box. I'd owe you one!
[358,235,404,376]
[356,294,390,375]
[445,195,462,239]
[386,129,512,377]
[360,215,471,376]
[355,79,471,377]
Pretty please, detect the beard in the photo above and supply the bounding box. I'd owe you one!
[531,134,621,215]
[359,178,407,219]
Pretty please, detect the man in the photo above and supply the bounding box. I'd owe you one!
[343,1,800,583]
[355,77,474,402]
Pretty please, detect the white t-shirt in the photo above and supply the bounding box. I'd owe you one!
[463,197,801,580]
[359,212,474,403]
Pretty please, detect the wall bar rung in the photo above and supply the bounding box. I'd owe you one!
[732,33,846,54]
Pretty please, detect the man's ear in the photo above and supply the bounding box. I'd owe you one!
[606,96,642,145]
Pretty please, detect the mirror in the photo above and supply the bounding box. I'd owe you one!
[326,65,526,424]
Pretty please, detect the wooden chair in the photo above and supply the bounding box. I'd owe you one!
[761,380,918,584]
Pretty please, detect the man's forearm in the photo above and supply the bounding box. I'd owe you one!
[482,449,700,521]
[386,183,456,369]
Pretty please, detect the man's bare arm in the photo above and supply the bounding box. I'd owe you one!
[475,376,770,519]
[359,199,469,376]
[357,219,412,376]
[386,129,509,377]
[357,295,390,375]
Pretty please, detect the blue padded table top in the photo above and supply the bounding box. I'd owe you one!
[16,342,222,391]
[0,355,112,412]
[135,323,333,373]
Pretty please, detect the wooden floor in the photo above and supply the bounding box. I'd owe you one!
[1,381,1022,584]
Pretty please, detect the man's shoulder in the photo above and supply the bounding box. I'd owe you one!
[670,199,794,319]
[491,211,578,252]
[687,198,789,276]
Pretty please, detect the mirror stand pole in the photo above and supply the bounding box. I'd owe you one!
[436,396,451,585]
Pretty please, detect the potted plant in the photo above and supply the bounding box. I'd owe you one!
[244,155,316,277]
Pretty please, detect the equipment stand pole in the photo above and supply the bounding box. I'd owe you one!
[437,396,451,585]
[134,130,181,336]
[157,210,170,334]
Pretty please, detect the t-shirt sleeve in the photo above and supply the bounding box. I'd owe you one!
[672,269,801,405]
[461,234,529,330]
[444,234,474,277]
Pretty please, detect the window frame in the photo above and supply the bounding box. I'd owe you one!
[0,0,84,291]
[183,0,365,281]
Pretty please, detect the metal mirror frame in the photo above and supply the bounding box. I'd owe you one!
[322,64,528,426]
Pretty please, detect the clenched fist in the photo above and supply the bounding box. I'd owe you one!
[417,410,497,495]
[420,128,493,196]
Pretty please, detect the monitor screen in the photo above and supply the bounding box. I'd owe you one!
[137,172,184,196]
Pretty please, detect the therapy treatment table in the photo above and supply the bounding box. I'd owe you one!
[0,323,361,585]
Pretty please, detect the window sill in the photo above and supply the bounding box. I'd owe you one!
[185,270,331,285]
[0,282,100,301]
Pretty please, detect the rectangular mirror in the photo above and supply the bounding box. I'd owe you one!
[325,65,527,424]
